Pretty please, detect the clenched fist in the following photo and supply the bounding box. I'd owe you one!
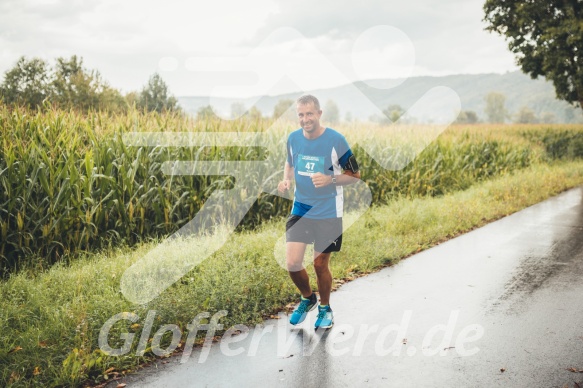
[278,179,292,193]
[311,173,332,188]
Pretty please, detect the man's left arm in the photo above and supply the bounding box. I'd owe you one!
[311,135,361,188]
[334,147,361,185]
[311,167,360,188]
[335,169,361,184]
[311,153,361,188]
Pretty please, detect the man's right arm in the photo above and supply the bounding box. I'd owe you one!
[278,162,294,193]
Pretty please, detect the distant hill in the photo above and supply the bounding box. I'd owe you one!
[178,71,583,123]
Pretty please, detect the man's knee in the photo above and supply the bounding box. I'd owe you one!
[313,253,331,274]
[286,242,307,272]
[286,259,304,272]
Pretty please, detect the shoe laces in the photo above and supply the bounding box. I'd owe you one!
[295,299,311,314]
[317,307,329,320]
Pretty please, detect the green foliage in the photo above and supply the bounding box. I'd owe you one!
[0,55,123,112]
[383,104,405,123]
[137,73,179,113]
[2,159,583,387]
[369,104,407,124]
[124,91,139,109]
[514,106,538,124]
[3,103,582,274]
[51,55,125,112]
[229,103,262,121]
[196,105,216,120]
[484,1,583,108]
[455,110,479,124]
[522,128,583,159]
[0,56,178,114]
[230,102,246,119]
[272,99,296,121]
[0,57,51,108]
[540,112,556,124]
[484,92,508,123]
[247,106,262,121]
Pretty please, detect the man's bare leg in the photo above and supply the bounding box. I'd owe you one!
[313,251,332,305]
[286,242,312,297]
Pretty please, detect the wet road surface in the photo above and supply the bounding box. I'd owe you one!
[114,187,583,388]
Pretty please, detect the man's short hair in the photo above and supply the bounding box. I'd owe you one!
[296,94,320,111]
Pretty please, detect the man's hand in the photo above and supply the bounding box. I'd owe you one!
[311,173,332,188]
[278,179,292,193]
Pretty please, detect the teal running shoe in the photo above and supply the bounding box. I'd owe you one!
[314,305,334,329]
[289,293,317,325]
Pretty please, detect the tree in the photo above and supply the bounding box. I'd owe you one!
[196,105,215,120]
[0,55,128,112]
[51,55,85,106]
[230,102,261,120]
[324,99,340,124]
[484,92,508,123]
[125,91,140,108]
[483,1,583,109]
[383,104,405,123]
[540,112,556,124]
[514,106,538,124]
[247,106,262,121]
[230,102,246,119]
[0,56,51,108]
[138,73,179,112]
[455,110,479,124]
[51,55,124,112]
[98,87,126,113]
[272,99,297,121]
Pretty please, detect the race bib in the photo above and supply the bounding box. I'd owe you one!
[297,154,324,176]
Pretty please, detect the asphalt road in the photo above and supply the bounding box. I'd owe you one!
[112,186,583,388]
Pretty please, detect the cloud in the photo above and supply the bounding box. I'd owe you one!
[252,0,464,42]
[0,0,518,97]
[0,0,279,94]
[244,0,517,86]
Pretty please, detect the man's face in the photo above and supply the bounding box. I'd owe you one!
[297,102,322,133]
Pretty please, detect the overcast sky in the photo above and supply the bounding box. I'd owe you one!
[0,0,519,98]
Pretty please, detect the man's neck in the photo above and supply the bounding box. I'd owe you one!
[303,125,326,140]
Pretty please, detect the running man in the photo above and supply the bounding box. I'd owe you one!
[277,94,361,329]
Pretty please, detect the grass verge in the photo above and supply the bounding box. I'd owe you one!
[2,160,583,387]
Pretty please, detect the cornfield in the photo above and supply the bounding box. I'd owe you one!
[1,104,582,273]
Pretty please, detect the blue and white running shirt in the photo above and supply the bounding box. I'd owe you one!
[286,127,353,219]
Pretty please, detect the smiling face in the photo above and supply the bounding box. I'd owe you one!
[297,102,322,134]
